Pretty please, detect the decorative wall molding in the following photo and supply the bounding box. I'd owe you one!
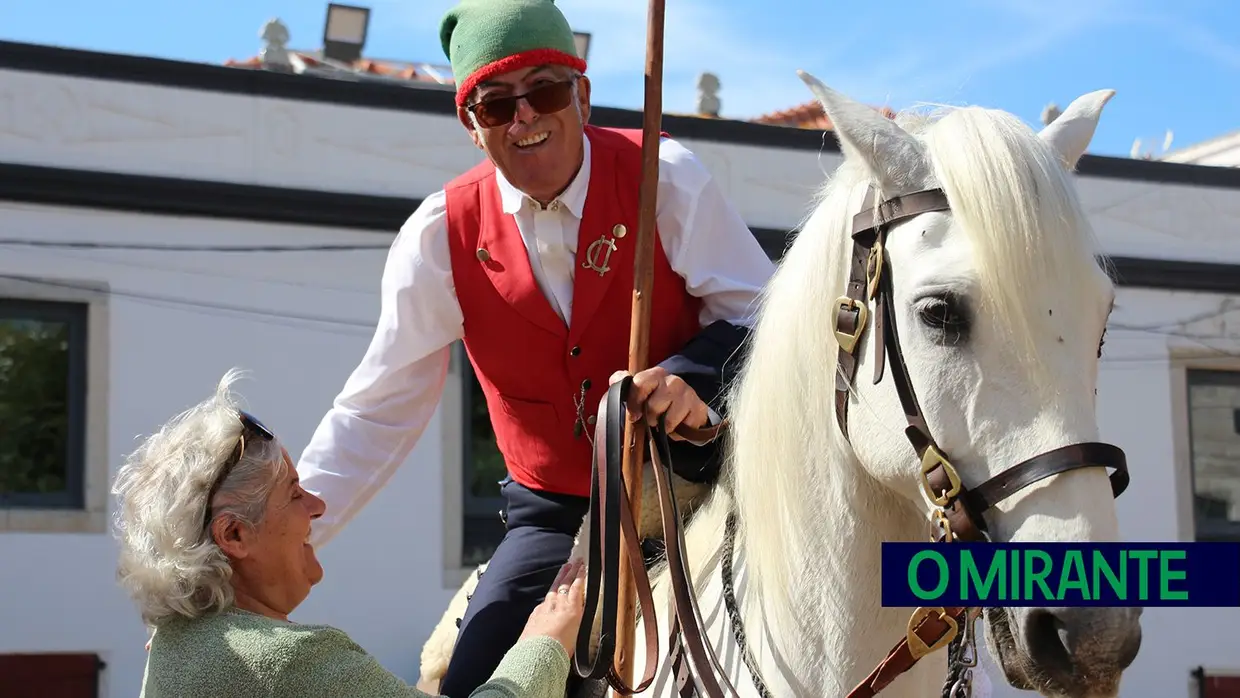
[4,39,1240,189]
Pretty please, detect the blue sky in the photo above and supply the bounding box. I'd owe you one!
[2,0,1236,158]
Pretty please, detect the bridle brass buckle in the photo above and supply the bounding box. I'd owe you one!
[920,444,962,507]
[833,296,869,354]
[866,239,884,300]
[907,607,959,661]
[930,508,954,543]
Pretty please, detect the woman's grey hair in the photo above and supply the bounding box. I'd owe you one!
[111,368,285,627]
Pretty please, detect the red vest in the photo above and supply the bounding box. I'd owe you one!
[443,126,703,497]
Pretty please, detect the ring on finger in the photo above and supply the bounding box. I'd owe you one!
[557,585,570,595]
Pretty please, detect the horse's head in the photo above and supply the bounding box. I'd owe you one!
[793,73,1142,697]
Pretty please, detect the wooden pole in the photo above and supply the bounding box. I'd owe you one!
[615,0,666,688]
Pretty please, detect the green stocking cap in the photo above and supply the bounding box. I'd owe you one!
[440,0,587,106]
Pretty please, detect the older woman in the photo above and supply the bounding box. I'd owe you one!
[113,370,584,698]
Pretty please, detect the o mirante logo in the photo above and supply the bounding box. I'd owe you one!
[881,542,1240,607]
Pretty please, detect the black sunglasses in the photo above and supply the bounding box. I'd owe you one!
[466,80,575,129]
[202,410,276,533]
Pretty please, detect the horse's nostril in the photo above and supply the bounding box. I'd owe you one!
[1023,608,1074,677]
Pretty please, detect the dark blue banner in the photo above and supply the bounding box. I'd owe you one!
[881,542,1240,607]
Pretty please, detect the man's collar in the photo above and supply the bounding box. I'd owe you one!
[494,132,591,219]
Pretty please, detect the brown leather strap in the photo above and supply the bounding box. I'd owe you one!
[609,451,662,694]
[675,420,728,445]
[835,188,951,440]
[573,380,661,694]
[648,420,745,698]
[574,378,741,696]
[833,187,879,437]
[849,189,956,239]
[846,606,969,698]
[962,441,1130,512]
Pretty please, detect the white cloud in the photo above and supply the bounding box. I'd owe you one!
[1148,17,1240,71]
[554,0,1134,119]
[802,0,1129,112]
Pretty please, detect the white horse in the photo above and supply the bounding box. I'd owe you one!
[422,73,1143,698]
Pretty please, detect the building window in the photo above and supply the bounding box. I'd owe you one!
[459,344,506,566]
[0,298,88,510]
[1187,369,1240,542]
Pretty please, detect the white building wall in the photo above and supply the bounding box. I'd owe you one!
[0,202,458,697]
[1161,130,1240,168]
[1040,285,1240,698]
[2,61,1240,697]
[3,67,1238,266]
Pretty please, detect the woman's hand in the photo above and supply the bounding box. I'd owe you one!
[519,559,587,656]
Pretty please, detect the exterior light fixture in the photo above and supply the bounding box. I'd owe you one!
[323,3,371,63]
[573,31,592,62]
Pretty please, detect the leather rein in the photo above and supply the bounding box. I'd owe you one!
[572,185,1132,698]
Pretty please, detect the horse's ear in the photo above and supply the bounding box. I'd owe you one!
[1038,89,1116,170]
[796,69,931,195]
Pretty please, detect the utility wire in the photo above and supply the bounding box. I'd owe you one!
[6,242,1240,362]
[5,274,1240,367]
[4,244,377,295]
[0,274,375,333]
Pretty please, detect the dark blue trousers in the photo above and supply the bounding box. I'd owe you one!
[439,478,590,698]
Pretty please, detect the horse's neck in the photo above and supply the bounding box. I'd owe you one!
[727,471,949,698]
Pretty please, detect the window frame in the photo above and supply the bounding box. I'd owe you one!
[457,342,506,567]
[0,297,90,510]
[440,340,506,586]
[0,275,109,535]
[1184,367,1240,543]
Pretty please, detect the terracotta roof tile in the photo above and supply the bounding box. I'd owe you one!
[224,51,455,87]
[751,100,896,130]
[226,52,898,133]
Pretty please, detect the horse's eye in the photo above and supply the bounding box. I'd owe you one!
[917,294,971,345]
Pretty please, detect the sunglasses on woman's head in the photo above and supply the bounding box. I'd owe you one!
[236,410,275,444]
[202,410,276,532]
[466,80,576,129]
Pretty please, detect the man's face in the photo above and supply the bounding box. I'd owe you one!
[459,64,592,203]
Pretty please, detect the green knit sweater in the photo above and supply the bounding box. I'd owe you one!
[140,607,570,698]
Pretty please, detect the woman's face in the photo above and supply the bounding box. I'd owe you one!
[224,448,326,617]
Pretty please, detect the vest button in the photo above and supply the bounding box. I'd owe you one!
[581,378,592,390]
[587,415,596,425]
[570,346,581,357]
[613,223,627,238]
[476,248,490,262]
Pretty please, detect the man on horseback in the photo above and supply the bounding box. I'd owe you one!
[296,0,774,695]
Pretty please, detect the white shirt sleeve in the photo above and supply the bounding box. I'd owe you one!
[650,137,775,432]
[654,137,776,330]
[297,191,464,547]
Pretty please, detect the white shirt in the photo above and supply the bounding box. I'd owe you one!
[297,133,775,546]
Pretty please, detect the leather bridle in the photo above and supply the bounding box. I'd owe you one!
[831,185,1130,697]
[571,184,1132,698]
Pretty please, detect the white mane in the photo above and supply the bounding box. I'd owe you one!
[675,101,1113,661]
